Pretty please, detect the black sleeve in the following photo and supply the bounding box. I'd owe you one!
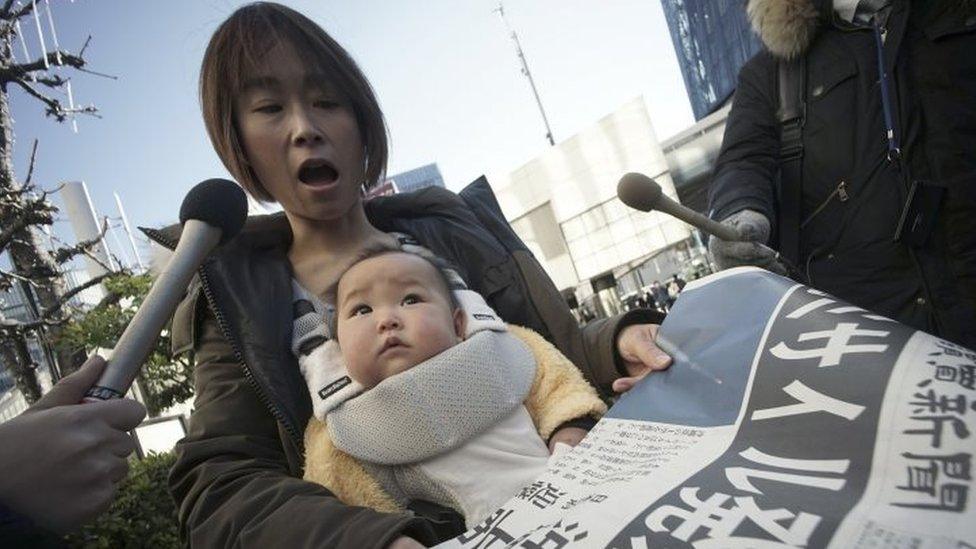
[708,52,781,224]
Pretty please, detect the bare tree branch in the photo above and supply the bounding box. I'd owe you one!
[33,74,67,89]
[0,268,38,289]
[0,193,55,252]
[9,77,101,121]
[1,310,63,333]
[0,208,51,252]
[78,35,92,58]
[23,138,37,186]
[52,218,109,264]
[48,230,116,276]
[0,0,18,18]
[2,51,86,82]
[73,66,117,80]
[10,77,67,121]
[9,1,35,21]
[41,271,116,320]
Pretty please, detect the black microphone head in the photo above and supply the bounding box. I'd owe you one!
[617,172,663,212]
[179,179,248,244]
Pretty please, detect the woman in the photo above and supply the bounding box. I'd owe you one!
[160,3,671,547]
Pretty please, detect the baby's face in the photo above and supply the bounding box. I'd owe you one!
[335,252,463,389]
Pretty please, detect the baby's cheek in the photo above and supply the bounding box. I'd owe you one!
[342,341,377,387]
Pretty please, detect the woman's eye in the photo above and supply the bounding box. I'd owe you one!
[253,104,282,114]
[314,99,339,110]
[402,294,421,306]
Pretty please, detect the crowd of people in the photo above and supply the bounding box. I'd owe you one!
[625,274,688,314]
[0,0,973,547]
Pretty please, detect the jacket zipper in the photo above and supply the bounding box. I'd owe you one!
[801,180,849,229]
[143,227,302,447]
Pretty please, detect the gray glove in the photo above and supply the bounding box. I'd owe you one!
[708,209,788,275]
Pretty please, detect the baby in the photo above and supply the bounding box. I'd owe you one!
[297,245,606,527]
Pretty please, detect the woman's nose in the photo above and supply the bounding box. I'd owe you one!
[290,107,324,147]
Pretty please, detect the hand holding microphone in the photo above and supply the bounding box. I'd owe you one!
[707,209,788,276]
[0,356,145,534]
[0,179,247,536]
[85,179,247,401]
[616,172,791,277]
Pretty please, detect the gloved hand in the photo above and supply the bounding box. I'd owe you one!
[708,209,788,276]
[0,356,146,533]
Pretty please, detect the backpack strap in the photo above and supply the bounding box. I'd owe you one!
[776,56,807,264]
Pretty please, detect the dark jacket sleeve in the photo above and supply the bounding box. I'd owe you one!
[167,306,436,549]
[580,308,666,387]
[0,502,63,548]
[509,250,665,398]
[708,51,781,224]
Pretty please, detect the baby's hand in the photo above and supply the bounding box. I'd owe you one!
[547,426,588,454]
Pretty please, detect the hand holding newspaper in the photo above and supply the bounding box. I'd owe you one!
[439,267,975,549]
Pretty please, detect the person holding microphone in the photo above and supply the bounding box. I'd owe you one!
[0,356,146,543]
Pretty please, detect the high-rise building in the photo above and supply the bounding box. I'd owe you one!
[660,0,762,120]
[387,163,445,194]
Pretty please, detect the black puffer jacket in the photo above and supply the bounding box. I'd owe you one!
[153,177,661,548]
[709,0,976,347]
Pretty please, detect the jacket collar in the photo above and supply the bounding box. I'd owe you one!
[746,0,974,59]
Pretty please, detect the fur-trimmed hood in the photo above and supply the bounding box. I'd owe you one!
[747,0,975,59]
[747,0,824,59]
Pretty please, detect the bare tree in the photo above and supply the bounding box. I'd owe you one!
[0,0,114,403]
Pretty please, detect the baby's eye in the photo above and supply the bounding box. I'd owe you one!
[349,304,372,317]
[401,294,422,306]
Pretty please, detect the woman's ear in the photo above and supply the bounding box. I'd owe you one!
[453,308,467,341]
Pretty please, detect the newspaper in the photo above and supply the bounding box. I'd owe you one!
[438,267,976,548]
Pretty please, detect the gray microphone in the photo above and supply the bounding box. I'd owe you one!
[617,172,744,242]
[84,179,248,401]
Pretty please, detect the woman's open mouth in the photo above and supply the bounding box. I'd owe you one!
[298,159,339,187]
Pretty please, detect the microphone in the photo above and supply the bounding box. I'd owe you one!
[84,179,248,401]
[617,172,744,242]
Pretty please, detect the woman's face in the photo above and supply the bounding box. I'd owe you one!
[234,44,366,223]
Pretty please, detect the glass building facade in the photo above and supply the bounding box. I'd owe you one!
[661,0,762,120]
[493,97,693,314]
[386,163,445,193]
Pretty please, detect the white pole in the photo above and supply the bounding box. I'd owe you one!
[15,21,34,82]
[114,192,145,270]
[65,79,78,133]
[108,222,130,270]
[31,0,48,69]
[61,180,116,278]
[43,0,61,64]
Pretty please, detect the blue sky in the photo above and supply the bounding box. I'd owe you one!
[11,0,693,263]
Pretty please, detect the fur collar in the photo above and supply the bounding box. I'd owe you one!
[746,0,975,59]
[746,0,824,60]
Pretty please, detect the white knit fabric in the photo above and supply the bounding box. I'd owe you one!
[292,280,364,417]
[328,329,536,464]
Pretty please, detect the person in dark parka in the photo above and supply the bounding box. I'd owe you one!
[708,0,976,348]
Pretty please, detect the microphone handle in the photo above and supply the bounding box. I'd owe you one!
[84,220,221,401]
[656,198,746,242]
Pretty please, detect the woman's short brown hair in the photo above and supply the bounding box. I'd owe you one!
[200,2,388,201]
